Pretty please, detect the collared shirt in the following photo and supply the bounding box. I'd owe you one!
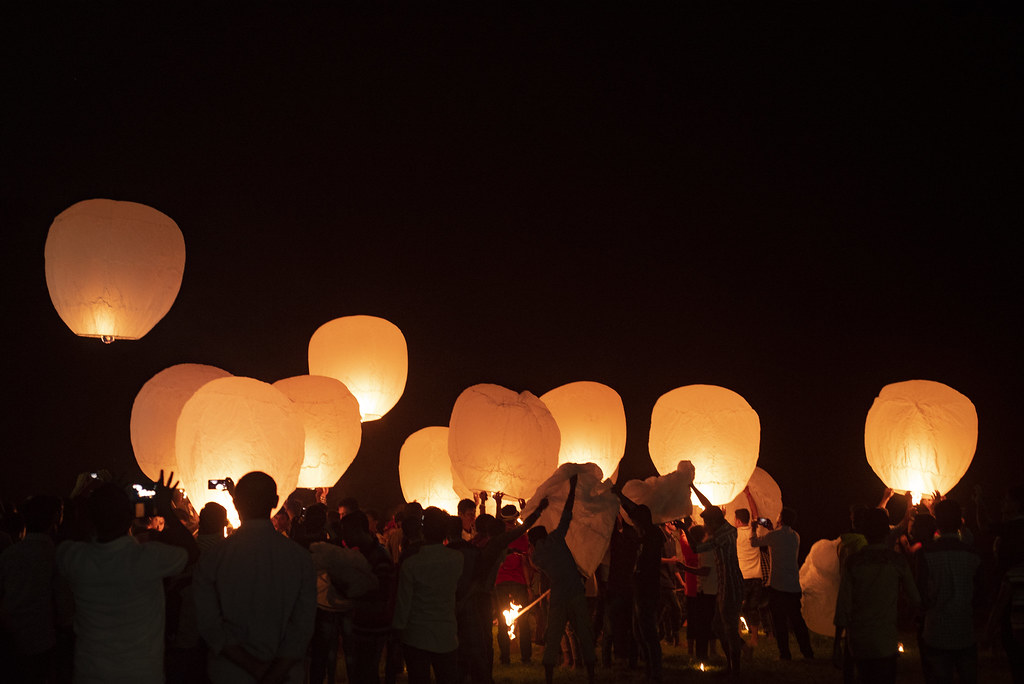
[736,523,766,580]
[193,518,316,684]
[834,542,920,660]
[56,535,187,683]
[751,525,802,593]
[392,542,463,653]
[918,532,981,649]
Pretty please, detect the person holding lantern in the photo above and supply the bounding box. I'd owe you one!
[690,482,745,678]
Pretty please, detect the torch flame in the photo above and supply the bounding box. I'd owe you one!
[739,616,749,633]
[898,642,905,653]
[503,601,522,641]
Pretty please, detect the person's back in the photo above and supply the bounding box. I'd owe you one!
[57,482,188,683]
[193,472,315,684]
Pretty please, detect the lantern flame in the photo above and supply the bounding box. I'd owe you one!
[898,642,904,654]
[503,601,522,641]
[699,663,706,672]
[739,616,748,633]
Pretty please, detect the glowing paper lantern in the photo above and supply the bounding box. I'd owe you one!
[308,315,407,421]
[130,363,232,482]
[176,377,305,524]
[399,427,472,512]
[620,461,696,524]
[864,379,978,501]
[799,537,842,636]
[44,199,185,342]
[649,384,760,506]
[721,467,783,526]
[522,463,620,577]
[539,381,626,478]
[448,383,560,500]
[273,375,363,489]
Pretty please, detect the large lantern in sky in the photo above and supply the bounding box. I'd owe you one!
[721,467,783,526]
[44,199,186,342]
[176,376,305,524]
[307,315,407,421]
[130,363,232,482]
[539,381,626,479]
[864,379,978,502]
[273,375,362,489]
[649,384,760,506]
[399,427,472,512]
[448,383,560,500]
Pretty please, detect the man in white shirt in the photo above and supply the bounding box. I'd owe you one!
[193,472,316,684]
[57,474,193,684]
[750,507,814,660]
[733,507,767,649]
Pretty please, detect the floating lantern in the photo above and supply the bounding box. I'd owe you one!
[539,381,626,479]
[399,427,472,512]
[273,375,362,489]
[44,199,185,342]
[307,315,407,421]
[620,461,696,525]
[721,467,783,526]
[649,384,760,506]
[448,383,560,500]
[176,376,305,524]
[799,537,842,635]
[130,363,232,482]
[864,379,978,502]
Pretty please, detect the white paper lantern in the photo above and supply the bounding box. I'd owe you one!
[448,383,560,500]
[130,363,232,482]
[721,467,783,527]
[649,384,760,506]
[308,315,408,421]
[620,461,696,525]
[399,427,471,513]
[273,375,362,489]
[799,537,842,636]
[540,381,626,479]
[44,199,185,342]
[522,463,620,577]
[176,377,305,523]
[864,379,978,501]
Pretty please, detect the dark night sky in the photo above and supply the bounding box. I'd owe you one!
[3,2,1022,552]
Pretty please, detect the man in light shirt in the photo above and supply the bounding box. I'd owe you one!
[193,472,316,684]
[733,505,767,650]
[750,507,814,660]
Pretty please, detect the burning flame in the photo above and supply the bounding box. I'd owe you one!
[898,642,905,653]
[739,616,749,633]
[503,601,522,641]
[699,663,706,672]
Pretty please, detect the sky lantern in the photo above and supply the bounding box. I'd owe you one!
[539,381,626,479]
[399,426,472,512]
[130,363,232,483]
[799,537,843,636]
[44,199,185,343]
[272,375,362,489]
[307,315,407,421]
[620,461,696,524]
[721,466,783,526]
[175,376,305,525]
[864,379,978,502]
[448,383,560,500]
[649,384,760,506]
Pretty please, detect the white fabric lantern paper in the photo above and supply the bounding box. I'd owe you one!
[539,381,627,479]
[721,467,783,526]
[176,377,305,524]
[649,384,760,506]
[864,379,978,501]
[521,463,619,578]
[308,315,408,422]
[44,199,186,342]
[448,383,560,501]
[620,461,696,525]
[130,363,232,482]
[799,537,842,636]
[399,427,473,512]
[273,375,363,489]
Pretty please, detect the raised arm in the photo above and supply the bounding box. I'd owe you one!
[690,482,713,511]
[555,474,579,537]
[744,486,759,521]
[610,480,639,518]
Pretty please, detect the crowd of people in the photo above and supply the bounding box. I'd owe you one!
[0,468,1022,684]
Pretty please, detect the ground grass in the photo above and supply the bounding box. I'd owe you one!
[487,630,1016,684]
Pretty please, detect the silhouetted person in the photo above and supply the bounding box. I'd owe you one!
[602,510,640,668]
[392,507,462,684]
[340,509,395,684]
[57,472,194,683]
[193,471,316,684]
